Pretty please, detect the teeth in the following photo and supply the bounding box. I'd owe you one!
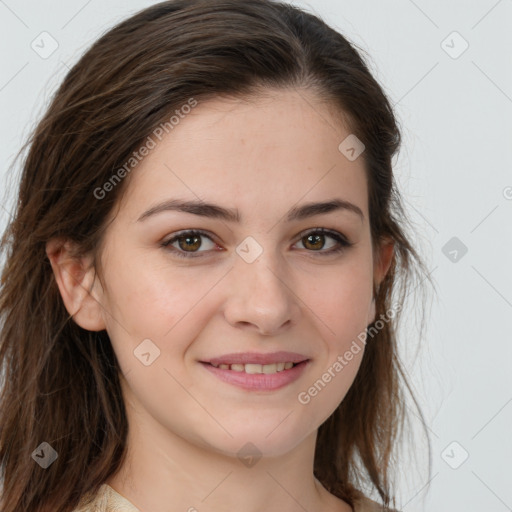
[210,361,299,373]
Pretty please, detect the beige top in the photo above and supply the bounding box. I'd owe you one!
[72,483,398,511]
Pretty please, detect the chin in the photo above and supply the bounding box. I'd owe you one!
[197,422,311,460]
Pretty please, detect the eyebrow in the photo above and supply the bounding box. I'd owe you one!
[137,198,364,223]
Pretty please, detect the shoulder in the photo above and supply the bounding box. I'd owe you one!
[71,483,140,512]
[352,495,401,512]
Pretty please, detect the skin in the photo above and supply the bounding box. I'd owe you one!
[47,87,394,512]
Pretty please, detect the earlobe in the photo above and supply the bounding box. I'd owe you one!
[368,238,395,325]
[368,297,376,325]
[378,237,395,274]
[373,238,395,290]
[45,238,106,331]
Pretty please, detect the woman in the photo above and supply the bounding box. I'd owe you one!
[0,1,432,511]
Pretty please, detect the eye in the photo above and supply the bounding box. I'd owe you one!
[161,227,353,259]
[293,228,353,256]
[161,229,218,258]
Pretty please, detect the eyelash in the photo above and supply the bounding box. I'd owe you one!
[161,228,353,259]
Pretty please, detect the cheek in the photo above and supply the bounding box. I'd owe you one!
[304,265,372,345]
[102,260,225,370]
[297,275,370,414]
[104,255,209,331]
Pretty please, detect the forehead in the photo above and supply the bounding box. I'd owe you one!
[117,88,368,224]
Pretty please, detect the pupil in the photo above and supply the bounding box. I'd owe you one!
[180,235,200,251]
[305,234,323,250]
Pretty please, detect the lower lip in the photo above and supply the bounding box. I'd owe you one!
[200,361,310,391]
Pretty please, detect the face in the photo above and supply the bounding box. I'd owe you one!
[80,88,390,458]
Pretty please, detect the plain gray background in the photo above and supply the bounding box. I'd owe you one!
[1,1,511,511]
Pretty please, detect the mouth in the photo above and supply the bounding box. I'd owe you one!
[205,361,303,374]
[199,357,311,391]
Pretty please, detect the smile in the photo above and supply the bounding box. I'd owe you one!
[209,361,296,373]
[200,360,310,391]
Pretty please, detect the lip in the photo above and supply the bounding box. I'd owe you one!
[202,351,310,366]
[200,359,310,391]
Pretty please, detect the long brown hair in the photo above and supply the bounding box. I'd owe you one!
[0,1,434,510]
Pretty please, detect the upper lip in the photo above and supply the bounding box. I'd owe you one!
[202,351,310,366]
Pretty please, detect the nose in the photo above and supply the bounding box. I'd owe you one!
[222,249,301,336]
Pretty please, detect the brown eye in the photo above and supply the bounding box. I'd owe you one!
[162,230,217,258]
[161,227,352,260]
[177,234,202,252]
[294,228,353,256]
[302,233,327,251]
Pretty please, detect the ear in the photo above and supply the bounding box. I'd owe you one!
[368,238,395,324]
[46,238,106,331]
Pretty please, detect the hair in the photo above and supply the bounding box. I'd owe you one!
[0,1,434,511]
